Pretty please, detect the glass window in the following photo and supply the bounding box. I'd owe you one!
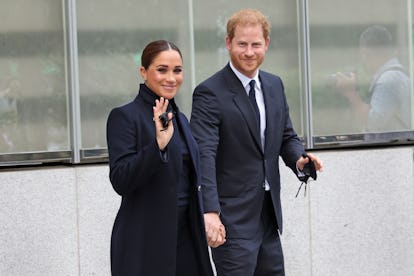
[1,0,413,166]
[309,0,413,146]
[0,1,69,156]
[192,1,304,137]
[76,0,193,154]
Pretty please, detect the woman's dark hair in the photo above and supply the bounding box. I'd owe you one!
[141,40,182,69]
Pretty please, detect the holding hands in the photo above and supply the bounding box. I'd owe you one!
[204,212,226,248]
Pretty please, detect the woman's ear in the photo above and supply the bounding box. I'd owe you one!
[140,66,147,81]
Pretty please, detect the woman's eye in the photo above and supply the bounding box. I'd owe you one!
[157,68,167,73]
[174,68,182,73]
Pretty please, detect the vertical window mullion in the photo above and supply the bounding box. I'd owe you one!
[299,0,314,148]
[64,0,81,163]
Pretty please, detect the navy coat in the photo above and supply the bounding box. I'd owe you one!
[107,84,213,276]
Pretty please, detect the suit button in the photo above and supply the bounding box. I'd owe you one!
[197,185,201,192]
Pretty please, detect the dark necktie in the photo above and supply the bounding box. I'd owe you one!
[249,79,260,126]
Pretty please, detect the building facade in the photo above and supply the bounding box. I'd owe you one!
[1,1,413,275]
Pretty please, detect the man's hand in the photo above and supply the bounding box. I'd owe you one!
[335,72,356,89]
[204,212,226,248]
[296,152,324,172]
[335,72,359,101]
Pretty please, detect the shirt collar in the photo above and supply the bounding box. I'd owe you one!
[229,61,261,90]
[372,57,403,81]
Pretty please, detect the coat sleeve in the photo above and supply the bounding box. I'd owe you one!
[106,107,166,196]
[190,85,221,213]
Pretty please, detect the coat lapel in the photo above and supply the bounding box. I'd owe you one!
[176,111,200,182]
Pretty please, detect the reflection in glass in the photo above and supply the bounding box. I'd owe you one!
[76,0,192,149]
[0,1,68,154]
[309,0,413,140]
[334,25,411,133]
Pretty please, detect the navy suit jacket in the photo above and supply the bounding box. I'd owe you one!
[107,84,212,276]
[190,64,304,237]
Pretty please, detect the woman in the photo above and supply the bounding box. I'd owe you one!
[106,40,214,276]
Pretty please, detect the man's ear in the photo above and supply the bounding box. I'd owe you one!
[225,36,232,51]
[265,36,270,50]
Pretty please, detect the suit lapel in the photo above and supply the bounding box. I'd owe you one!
[260,73,280,154]
[224,65,262,152]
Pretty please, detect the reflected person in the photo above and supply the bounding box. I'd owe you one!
[0,78,20,151]
[335,25,411,132]
[106,40,214,276]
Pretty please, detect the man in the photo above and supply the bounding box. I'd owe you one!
[335,25,411,132]
[190,9,323,276]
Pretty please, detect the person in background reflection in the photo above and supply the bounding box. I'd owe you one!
[190,9,323,276]
[0,77,20,152]
[106,40,214,276]
[335,25,411,132]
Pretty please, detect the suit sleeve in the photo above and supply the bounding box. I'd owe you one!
[190,85,221,213]
[278,81,306,173]
[106,107,166,196]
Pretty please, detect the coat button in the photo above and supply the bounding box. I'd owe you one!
[197,185,201,192]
